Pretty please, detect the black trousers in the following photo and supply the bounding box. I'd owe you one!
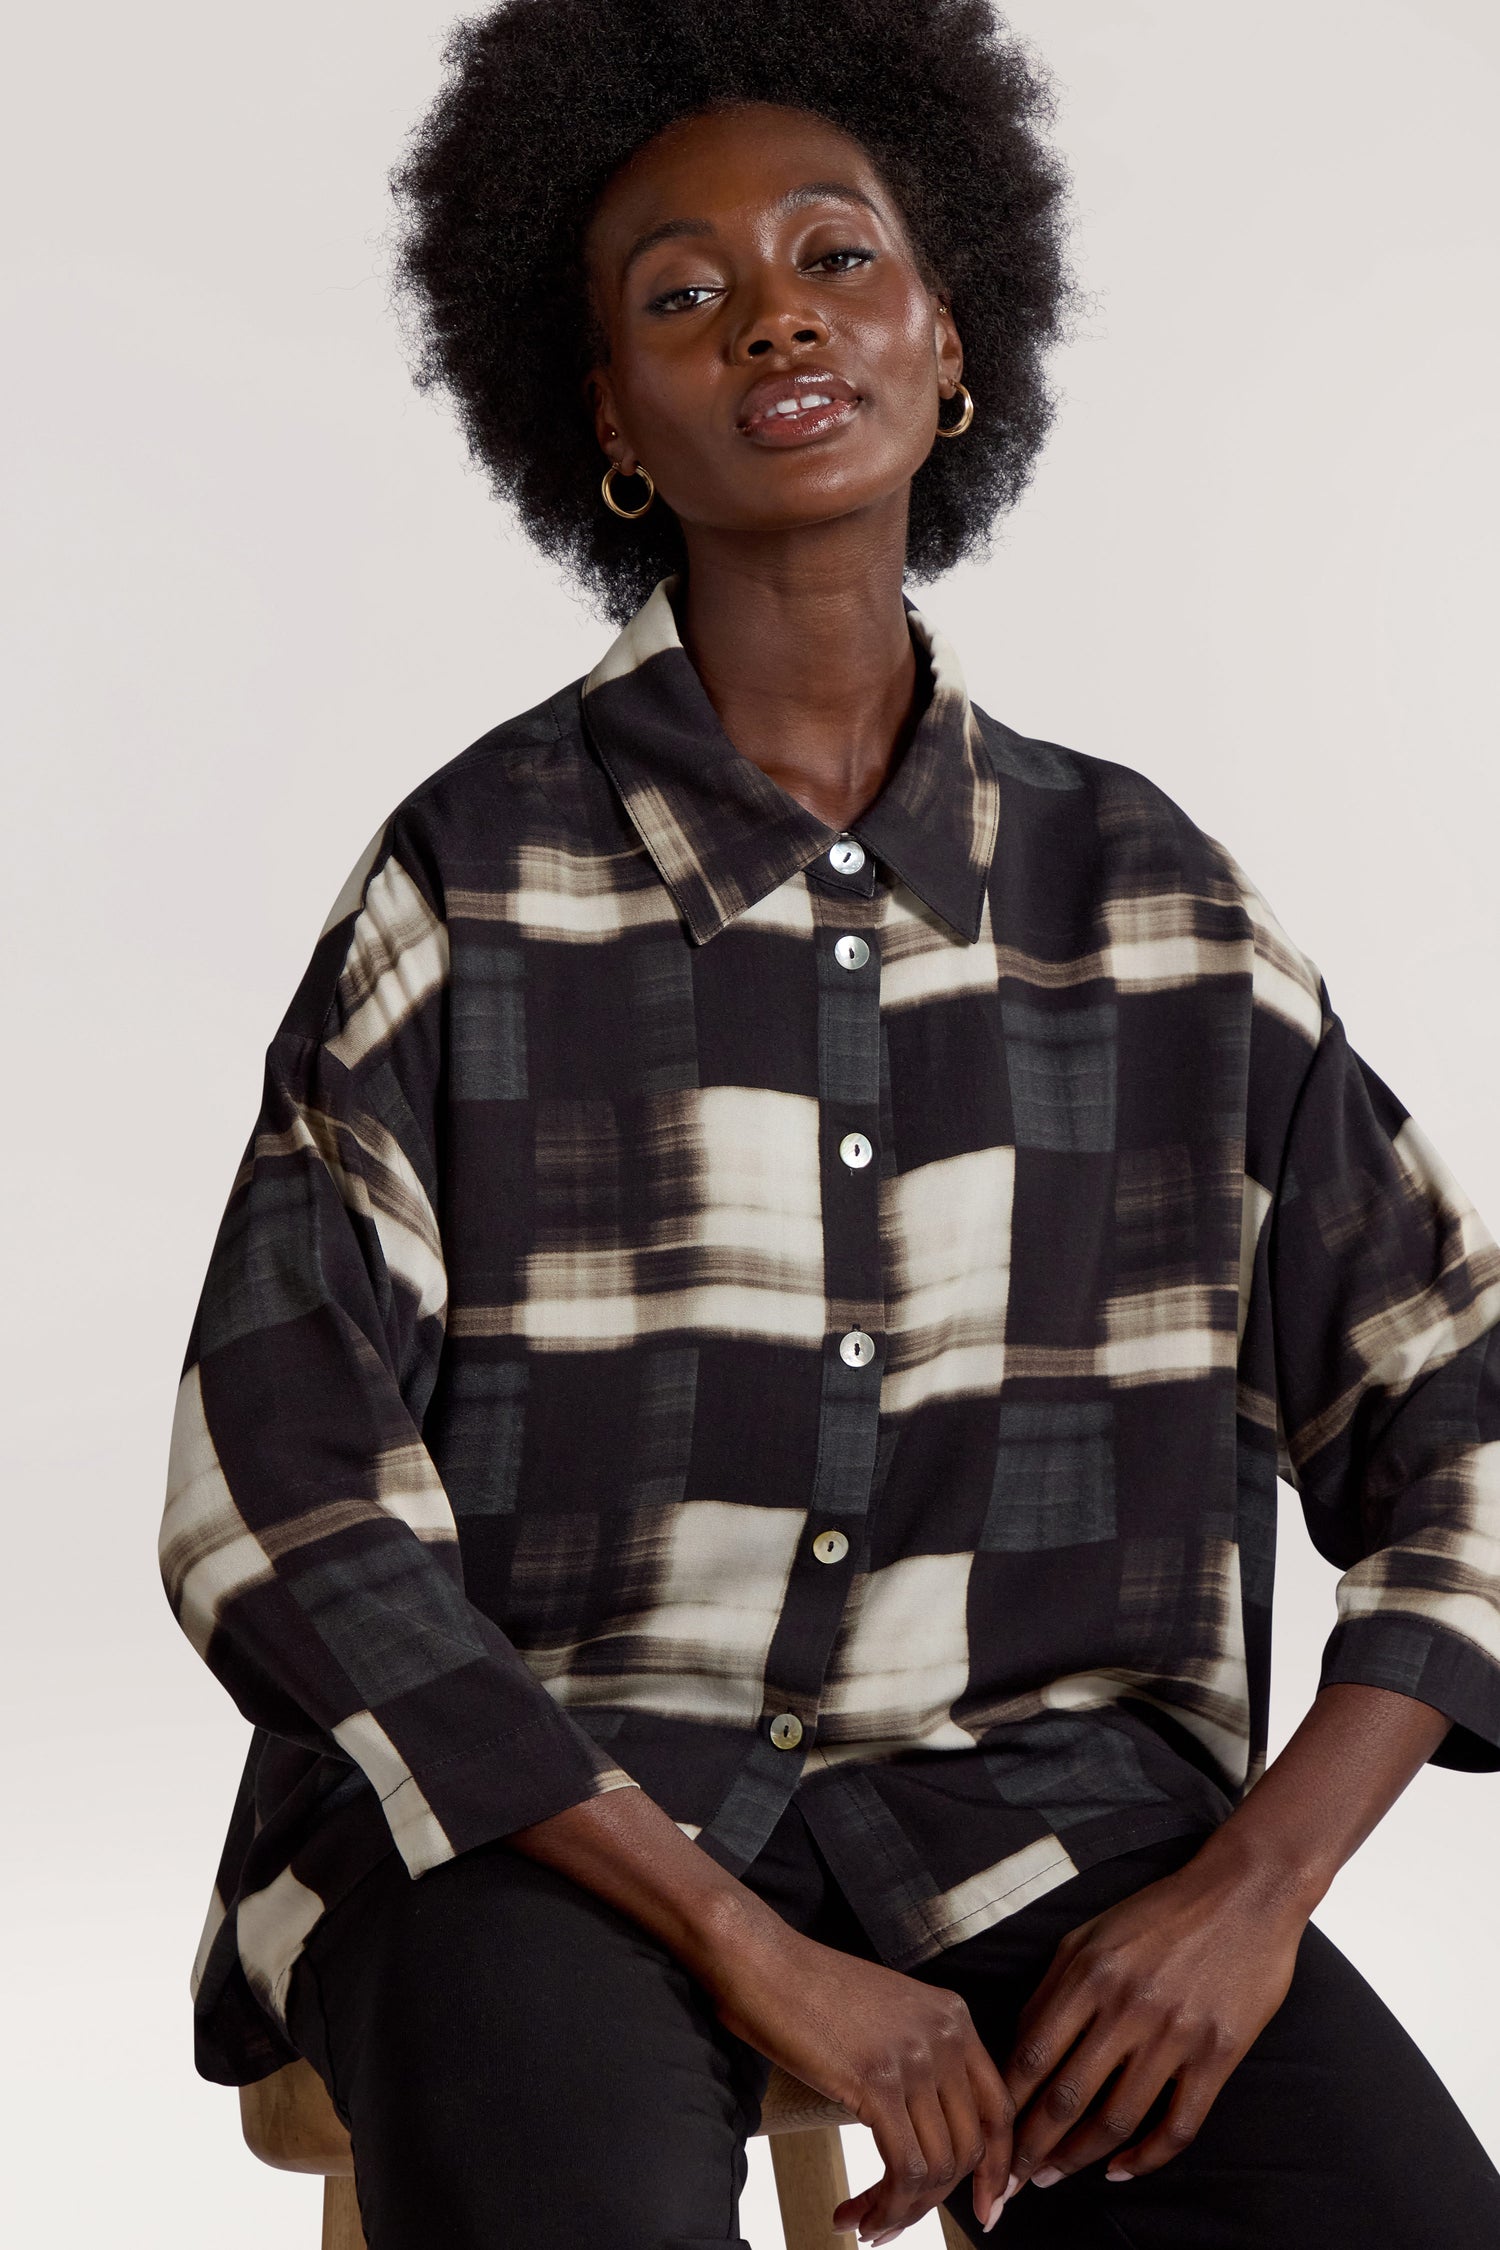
[284,1799,1500,2248]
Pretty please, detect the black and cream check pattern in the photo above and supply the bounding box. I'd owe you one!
[161,572,1500,2087]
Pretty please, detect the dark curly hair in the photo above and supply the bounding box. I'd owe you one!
[388,0,1077,623]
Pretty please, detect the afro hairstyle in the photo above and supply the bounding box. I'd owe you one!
[388,0,1078,622]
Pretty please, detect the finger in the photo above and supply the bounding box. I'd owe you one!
[1010,1918,1093,2030]
[1000,1955,1097,2117]
[827,2140,885,2241]
[930,2056,986,2228]
[830,2073,919,2235]
[965,2034,1017,2229]
[1106,2060,1228,2181]
[1028,2044,1175,2182]
[876,2077,960,2238]
[1006,2021,1125,2189]
[830,2082,939,2242]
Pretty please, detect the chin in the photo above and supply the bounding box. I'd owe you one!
[732,467,907,531]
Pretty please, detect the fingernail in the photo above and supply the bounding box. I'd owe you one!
[1032,2165,1065,2189]
[985,2169,1022,2224]
[1106,2166,1133,2183]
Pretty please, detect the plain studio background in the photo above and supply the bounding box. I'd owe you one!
[3,1,1496,2241]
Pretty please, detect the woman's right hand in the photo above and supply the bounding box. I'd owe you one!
[697,1902,1018,2242]
[505,1786,1018,2238]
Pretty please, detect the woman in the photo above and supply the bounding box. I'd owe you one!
[158,1,1500,2243]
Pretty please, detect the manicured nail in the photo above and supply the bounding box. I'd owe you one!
[986,2169,1023,2223]
[1032,2165,1065,2189]
[1106,2166,1133,2183]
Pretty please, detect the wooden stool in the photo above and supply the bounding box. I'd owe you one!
[240,2051,972,2248]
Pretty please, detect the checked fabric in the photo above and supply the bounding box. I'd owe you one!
[160,573,1500,2087]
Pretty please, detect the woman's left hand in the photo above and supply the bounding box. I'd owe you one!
[996,1843,1311,2203]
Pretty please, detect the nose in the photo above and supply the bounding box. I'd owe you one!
[731,279,830,362]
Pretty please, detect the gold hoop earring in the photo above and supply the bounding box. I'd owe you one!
[935,383,973,439]
[601,461,656,518]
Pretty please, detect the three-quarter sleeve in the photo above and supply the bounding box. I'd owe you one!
[1268,988,1500,1771]
[158,818,637,1878]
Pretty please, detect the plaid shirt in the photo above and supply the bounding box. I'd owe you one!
[161,572,1500,2087]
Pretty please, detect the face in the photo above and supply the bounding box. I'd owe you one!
[582,101,964,541]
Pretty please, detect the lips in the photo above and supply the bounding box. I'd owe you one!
[736,369,861,436]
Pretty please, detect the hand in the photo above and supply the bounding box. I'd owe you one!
[698,1906,1016,2241]
[997,1844,1310,2199]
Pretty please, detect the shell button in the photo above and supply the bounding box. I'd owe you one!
[834,933,871,971]
[838,1329,876,1368]
[839,1132,873,1170]
[828,836,867,875]
[769,1712,804,1750]
[813,1529,850,1565]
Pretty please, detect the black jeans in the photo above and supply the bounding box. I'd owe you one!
[283,1801,1500,2248]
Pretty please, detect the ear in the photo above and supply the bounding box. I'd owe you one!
[583,369,639,472]
[932,294,964,394]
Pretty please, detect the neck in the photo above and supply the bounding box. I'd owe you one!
[673,502,924,832]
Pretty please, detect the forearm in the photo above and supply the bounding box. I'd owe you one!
[1190,1680,1453,1913]
[506,1782,792,1991]
[507,1683,1454,1993]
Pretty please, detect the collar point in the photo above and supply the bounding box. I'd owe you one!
[681,906,729,947]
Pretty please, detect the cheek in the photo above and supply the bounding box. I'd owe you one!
[854,295,940,409]
[625,356,727,470]
[601,323,680,424]
[861,340,941,461]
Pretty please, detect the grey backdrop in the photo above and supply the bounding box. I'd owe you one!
[4,2,1496,2241]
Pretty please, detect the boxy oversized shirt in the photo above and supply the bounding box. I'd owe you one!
[161,572,1500,2086]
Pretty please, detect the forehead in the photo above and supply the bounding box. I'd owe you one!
[584,101,894,265]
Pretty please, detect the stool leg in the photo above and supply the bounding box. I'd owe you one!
[769,2124,856,2250]
[321,2176,367,2250]
[939,2204,974,2247]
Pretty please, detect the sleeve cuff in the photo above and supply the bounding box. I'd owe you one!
[339,1695,643,1877]
[1318,1612,1500,1774]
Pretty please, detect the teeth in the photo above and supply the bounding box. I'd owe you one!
[768,392,834,416]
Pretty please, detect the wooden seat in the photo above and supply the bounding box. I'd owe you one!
[240,2051,971,2248]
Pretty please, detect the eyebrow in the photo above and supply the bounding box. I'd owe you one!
[619,180,886,283]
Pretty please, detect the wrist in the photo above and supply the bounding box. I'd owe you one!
[1185,1683,1454,1923]
[1187,1806,1332,1919]
[675,1878,803,1997]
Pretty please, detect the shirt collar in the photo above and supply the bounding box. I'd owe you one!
[579,573,999,945]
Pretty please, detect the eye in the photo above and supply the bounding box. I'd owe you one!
[647,246,881,312]
[809,246,876,275]
[646,282,720,314]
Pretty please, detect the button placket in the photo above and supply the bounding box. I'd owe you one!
[814,886,886,1457]
[749,880,884,1784]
